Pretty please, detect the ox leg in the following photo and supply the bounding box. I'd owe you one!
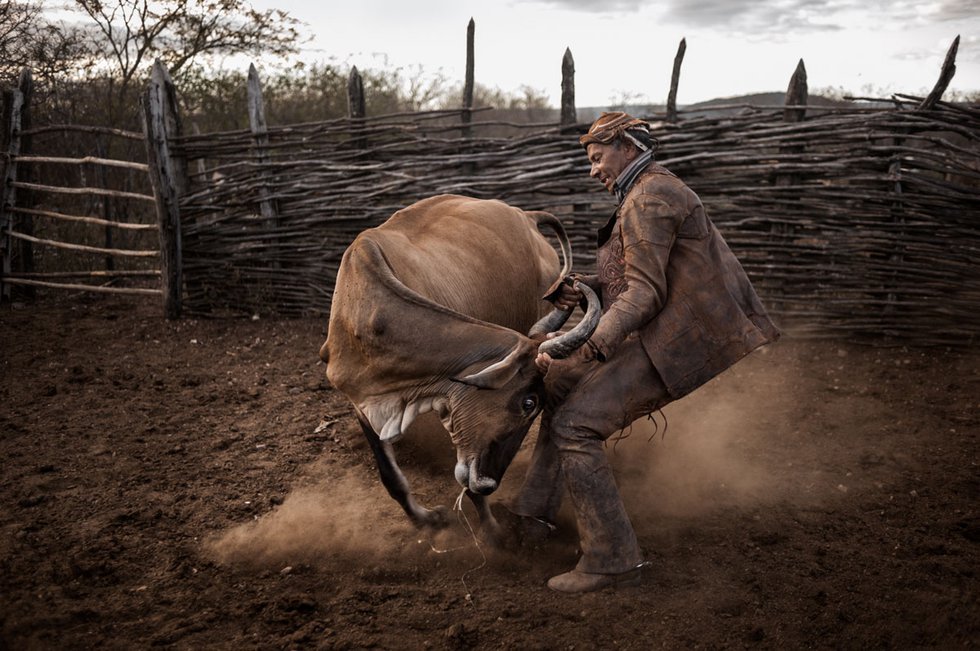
[356,412,449,530]
[463,429,529,548]
[465,491,505,547]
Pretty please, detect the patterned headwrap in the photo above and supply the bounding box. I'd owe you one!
[579,111,653,151]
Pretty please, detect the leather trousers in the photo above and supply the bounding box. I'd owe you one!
[515,335,671,574]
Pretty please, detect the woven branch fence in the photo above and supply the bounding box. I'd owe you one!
[161,41,978,345]
[5,28,976,346]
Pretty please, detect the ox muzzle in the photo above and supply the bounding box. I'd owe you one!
[454,459,498,495]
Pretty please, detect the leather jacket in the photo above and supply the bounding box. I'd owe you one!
[587,162,780,399]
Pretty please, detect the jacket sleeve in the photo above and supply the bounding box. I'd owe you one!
[590,184,687,359]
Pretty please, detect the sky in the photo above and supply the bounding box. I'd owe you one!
[245,0,980,107]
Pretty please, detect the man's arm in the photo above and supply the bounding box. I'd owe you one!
[589,188,687,359]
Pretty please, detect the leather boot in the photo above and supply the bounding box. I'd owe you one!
[547,567,643,593]
[558,434,643,574]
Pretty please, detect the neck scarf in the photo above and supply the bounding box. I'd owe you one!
[613,150,654,204]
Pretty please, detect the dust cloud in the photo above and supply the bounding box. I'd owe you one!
[609,351,804,525]
[614,395,769,521]
[208,346,829,565]
[206,468,411,568]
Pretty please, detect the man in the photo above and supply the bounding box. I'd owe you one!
[512,111,780,593]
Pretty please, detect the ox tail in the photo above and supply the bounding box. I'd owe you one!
[526,210,572,302]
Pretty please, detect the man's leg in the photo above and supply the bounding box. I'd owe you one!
[512,411,564,525]
[546,336,670,591]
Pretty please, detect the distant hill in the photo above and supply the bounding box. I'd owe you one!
[578,92,855,122]
[685,92,845,108]
[681,92,853,118]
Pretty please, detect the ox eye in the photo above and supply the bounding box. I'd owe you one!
[521,395,539,413]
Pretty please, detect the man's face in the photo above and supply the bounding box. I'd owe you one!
[586,142,635,193]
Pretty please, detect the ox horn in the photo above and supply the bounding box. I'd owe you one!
[527,297,573,339]
[526,210,578,338]
[527,211,572,303]
[453,344,526,389]
[536,284,601,359]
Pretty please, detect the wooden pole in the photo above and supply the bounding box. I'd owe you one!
[560,48,577,133]
[783,59,808,123]
[776,58,808,188]
[462,18,475,139]
[347,66,367,150]
[0,85,25,302]
[247,63,281,262]
[15,68,34,297]
[13,155,148,171]
[666,38,686,123]
[141,60,186,319]
[919,35,959,111]
[96,136,115,271]
[770,59,809,315]
[776,59,808,190]
[5,229,158,257]
[190,122,208,182]
[2,277,162,296]
[10,181,154,202]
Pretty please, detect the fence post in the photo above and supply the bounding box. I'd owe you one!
[774,59,808,191]
[460,17,476,178]
[766,60,809,317]
[560,48,577,133]
[666,38,686,124]
[96,136,116,272]
[347,66,366,150]
[0,82,25,302]
[141,60,186,319]
[562,48,590,226]
[883,36,962,311]
[462,17,475,139]
[775,60,807,188]
[15,69,35,297]
[783,59,808,124]
[919,35,959,110]
[247,64,280,265]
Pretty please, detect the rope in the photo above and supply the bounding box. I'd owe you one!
[417,488,487,604]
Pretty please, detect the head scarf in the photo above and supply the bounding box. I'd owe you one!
[579,111,653,151]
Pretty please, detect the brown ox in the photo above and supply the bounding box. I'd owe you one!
[320,194,598,538]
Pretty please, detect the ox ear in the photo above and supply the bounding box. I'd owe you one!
[453,344,526,389]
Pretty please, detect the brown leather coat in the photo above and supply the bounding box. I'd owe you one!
[587,162,779,399]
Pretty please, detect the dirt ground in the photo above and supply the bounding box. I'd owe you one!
[1,294,977,650]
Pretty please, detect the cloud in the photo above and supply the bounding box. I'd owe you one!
[934,0,980,22]
[665,0,857,34]
[896,34,977,65]
[529,0,849,35]
[526,0,648,13]
[528,0,978,38]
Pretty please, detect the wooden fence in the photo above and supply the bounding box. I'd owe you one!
[2,28,978,346]
[0,69,161,302]
[162,36,977,345]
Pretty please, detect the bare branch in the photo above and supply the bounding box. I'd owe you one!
[59,0,304,121]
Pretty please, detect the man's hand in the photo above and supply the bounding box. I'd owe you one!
[552,280,584,311]
[535,350,555,374]
[536,342,599,403]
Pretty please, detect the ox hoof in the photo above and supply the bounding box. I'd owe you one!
[477,519,507,549]
[413,505,450,530]
[490,505,558,550]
